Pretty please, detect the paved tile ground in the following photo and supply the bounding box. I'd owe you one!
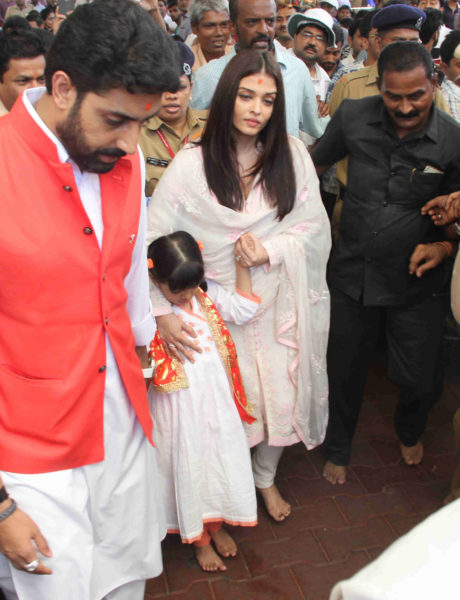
[145,342,460,600]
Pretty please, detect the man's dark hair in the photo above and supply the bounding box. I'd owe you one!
[420,8,442,45]
[2,15,31,33]
[34,28,54,52]
[358,9,377,38]
[332,22,345,46]
[378,40,433,79]
[340,17,353,28]
[41,6,55,21]
[440,28,460,64]
[0,30,46,80]
[229,0,238,22]
[45,0,180,95]
[26,10,44,27]
[348,18,360,38]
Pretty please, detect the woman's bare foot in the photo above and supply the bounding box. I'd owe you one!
[257,484,291,522]
[323,461,347,485]
[210,527,237,558]
[194,544,227,572]
[400,441,423,466]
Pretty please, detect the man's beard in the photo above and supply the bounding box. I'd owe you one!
[321,61,337,74]
[56,96,126,174]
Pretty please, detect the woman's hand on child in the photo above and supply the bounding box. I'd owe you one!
[235,233,268,268]
[156,313,201,364]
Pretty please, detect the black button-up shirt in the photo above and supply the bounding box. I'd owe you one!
[312,95,460,306]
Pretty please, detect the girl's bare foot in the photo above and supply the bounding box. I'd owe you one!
[400,441,423,466]
[194,544,227,572]
[323,461,347,485]
[257,484,291,522]
[210,527,237,558]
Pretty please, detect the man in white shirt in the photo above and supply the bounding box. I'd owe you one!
[0,1,180,599]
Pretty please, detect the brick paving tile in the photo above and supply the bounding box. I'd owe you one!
[145,571,168,597]
[336,486,414,525]
[314,516,396,561]
[354,416,395,441]
[211,567,304,600]
[276,445,321,480]
[240,530,327,576]
[347,440,384,468]
[292,551,370,600]
[160,535,249,593]
[420,453,458,482]
[285,473,366,507]
[398,481,449,512]
[368,439,401,466]
[270,498,348,539]
[385,511,433,537]
[145,580,214,600]
[228,504,276,544]
[422,428,455,456]
[352,462,430,493]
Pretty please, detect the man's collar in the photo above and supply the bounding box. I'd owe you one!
[367,96,438,143]
[23,87,70,163]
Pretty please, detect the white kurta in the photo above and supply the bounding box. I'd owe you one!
[150,282,258,542]
[329,499,460,600]
[0,88,165,600]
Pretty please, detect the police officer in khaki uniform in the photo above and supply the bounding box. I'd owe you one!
[139,41,208,197]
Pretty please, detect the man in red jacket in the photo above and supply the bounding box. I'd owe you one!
[0,1,180,598]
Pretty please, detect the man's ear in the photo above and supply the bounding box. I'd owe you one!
[376,75,382,92]
[51,70,77,111]
[432,70,439,89]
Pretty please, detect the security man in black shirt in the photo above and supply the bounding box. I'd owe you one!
[312,42,460,485]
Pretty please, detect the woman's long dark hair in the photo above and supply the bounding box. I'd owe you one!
[201,50,296,221]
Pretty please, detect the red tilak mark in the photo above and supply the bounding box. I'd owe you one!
[257,78,263,84]
[144,102,153,111]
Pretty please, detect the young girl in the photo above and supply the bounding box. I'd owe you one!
[147,231,260,572]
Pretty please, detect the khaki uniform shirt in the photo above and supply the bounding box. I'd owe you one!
[139,108,208,197]
[5,3,31,17]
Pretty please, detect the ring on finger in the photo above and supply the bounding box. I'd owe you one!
[236,255,242,262]
[169,343,176,349]
[24,559,39,573]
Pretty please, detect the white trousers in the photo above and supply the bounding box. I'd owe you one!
[251,440,284,489]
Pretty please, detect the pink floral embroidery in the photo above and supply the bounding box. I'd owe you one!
[204,346,211,353]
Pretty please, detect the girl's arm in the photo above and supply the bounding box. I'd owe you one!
[235,236,256,297]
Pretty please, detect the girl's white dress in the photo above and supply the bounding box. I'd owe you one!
[149,280,259,543]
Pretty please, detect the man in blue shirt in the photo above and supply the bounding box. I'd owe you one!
[190,0,326,139]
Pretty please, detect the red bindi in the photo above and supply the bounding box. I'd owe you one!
[144,102,153,111]
[257,78,263,84]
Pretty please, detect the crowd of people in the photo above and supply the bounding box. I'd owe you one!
[0,0,460,598]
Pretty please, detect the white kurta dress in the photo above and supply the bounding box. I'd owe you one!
[149,281,259,543]
[0,88,165,600]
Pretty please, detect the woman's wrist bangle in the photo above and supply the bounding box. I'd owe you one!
[0,498,17,522]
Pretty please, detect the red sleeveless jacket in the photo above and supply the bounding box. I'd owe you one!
[0,96,153,473]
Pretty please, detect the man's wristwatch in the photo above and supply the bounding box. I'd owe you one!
[0,487,9,503]
[453,221,460,237]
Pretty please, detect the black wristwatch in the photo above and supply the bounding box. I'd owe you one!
[0,487,9,503]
